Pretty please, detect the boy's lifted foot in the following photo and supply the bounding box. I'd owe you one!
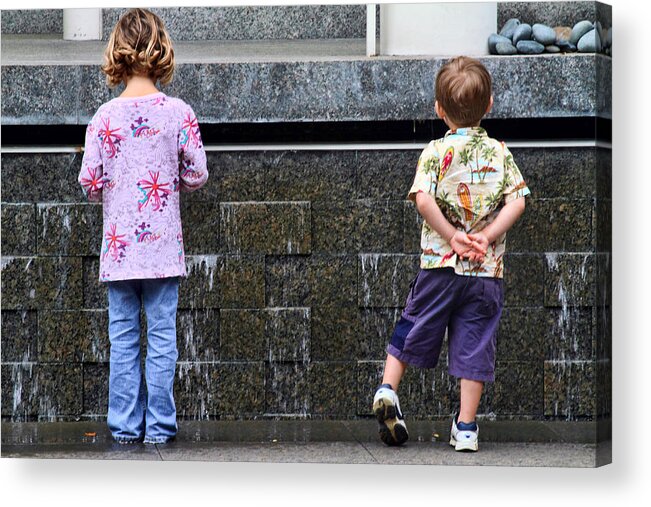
[373,384,409,446]
[450,414,479,452]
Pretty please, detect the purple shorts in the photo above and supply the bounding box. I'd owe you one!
[387,268,504,382]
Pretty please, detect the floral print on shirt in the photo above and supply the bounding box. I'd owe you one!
[408,127,530,278]
[79,92,208,282]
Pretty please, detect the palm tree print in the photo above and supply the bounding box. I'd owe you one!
[477,145,498,183]
[137,170,172,212]
[103,223,129,262]
[98,117,125,159]
[180,112,201,151]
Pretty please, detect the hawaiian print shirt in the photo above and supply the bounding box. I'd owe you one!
[79,92,208,282]
[408,127,530,278]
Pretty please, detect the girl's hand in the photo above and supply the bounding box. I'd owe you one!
[449,231,475,261]
[467,232,489,259]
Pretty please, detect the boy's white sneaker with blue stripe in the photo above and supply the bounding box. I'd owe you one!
[450,415,479,452]
[373,384,409,446]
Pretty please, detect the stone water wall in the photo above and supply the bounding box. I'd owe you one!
[1,145,610,424]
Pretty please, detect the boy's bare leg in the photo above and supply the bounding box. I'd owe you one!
[459,378,483,422]
[382,353,407,391]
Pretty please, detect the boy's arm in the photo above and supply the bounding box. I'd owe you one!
[415,191,486,262]
[468,197,526,251]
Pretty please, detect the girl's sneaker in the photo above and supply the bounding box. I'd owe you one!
[449,415,479,452]
[372,384,409,446]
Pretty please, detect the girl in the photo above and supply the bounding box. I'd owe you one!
[79,8,208,444]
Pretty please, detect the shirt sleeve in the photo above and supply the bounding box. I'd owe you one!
[502,144,531,204]
[78,115,104,202]
[178,103,208,193]
[407,142,440,201]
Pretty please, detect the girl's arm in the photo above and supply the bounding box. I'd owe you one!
[415,191,486,262]
[178,105,208,192]
[78,118,104,202]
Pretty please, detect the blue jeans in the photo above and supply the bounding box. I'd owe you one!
[107,277,179,444]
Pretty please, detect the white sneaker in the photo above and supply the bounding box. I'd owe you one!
[372,384,409,446]
[450,416,479,452]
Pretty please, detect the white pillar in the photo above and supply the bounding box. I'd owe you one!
[380,3,497,56]
[63,8,102,40]
[366,4,377,57]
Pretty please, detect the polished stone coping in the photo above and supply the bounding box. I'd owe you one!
[1,36,611,124]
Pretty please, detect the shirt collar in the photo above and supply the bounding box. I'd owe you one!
[444,126,487,138]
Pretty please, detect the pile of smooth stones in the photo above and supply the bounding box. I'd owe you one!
[488,19,612,55]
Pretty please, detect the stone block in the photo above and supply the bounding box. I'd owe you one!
[308,362,357,416]
[177,309,219,362]
[596,359,611,419]
[544,361,596,419]
[184,152,267,203]
[264,151,356,202]
[544,253,595,307]
[311,201,357,254]
[78,65,113,124]
[180,201,221,255]
[83,257,107,309]
[355,199,403,253]
[355,360,384,416]
[220,309,266,361]
[83,363,109,416]
[38,310,109,362]
[180,255,265,309]
[36,204,102,256]
[1,363,37,419]
[220,202,311,255]
[355,150,420,200]
[358,308,402,361]
[1,310,37,362]
[265,363,309,415]
[265,255,357,307]
[596,197,611,253]
[503,254,544,307]
[403,200,424,254]
[544,307,594,361]
[493,361,544,417]
[310,305,362,361]
[498,1,598,27]
[508,199,593,253]
[1,256,83,310]
[1,65,79,125]
[358,254,419,307]
[218,363,266,416]
[0,153,82,203]
[1,9,63,34]
[175,363,218,419]
[267,308,310,363]
[1,203,36,256]
[497,307,546,362]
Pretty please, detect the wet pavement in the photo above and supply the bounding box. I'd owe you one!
[1,420,610,467]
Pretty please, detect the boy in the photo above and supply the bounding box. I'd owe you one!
[373,56,529,452]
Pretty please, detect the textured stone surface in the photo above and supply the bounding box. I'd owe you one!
[180,201,221,255]
[1,9,63,34]
[498,2,598,28]
[544,307,594,361]
[219,309,266,361]
[544,254,595,307]
[265,363,309,415]
[310,305,362,361]
[219,363,266,416]
[220,202,311,255]
[1,204,36,256]
[82,257,107,309]
[358,308,402,361]
[544,361,596,419]
[403,200,424,254]
[503,254,544,307]
[1,256,83,310]
[36,204,102,256]
[2,55,611,124]
[82,363,109,416]
[358,254,419,307]
[1,153,82,203]
[1,310,38,362]
[308,362,357,416]
[102,5,366,41]
[493,361,543,416]
[177,309,219,362]
[38,310,109,362]
[508,198,593,252]
[497,308,546,362]
[267,308,310,363]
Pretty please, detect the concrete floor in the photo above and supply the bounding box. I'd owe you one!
[1,420,610,467]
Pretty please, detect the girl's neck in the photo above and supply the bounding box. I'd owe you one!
[120,75,159,98]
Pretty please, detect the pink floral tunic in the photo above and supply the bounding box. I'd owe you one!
[78,92,208,282]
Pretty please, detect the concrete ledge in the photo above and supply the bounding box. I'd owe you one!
[1,36,611,124]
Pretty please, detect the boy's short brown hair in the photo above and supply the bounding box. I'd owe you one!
[102,8,175,88]
[435,56,492,127]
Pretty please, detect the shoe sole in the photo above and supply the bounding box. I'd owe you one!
[449,436,478,452]
[373,397,408,446]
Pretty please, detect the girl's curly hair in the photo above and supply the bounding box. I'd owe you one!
[102,8,175,88]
